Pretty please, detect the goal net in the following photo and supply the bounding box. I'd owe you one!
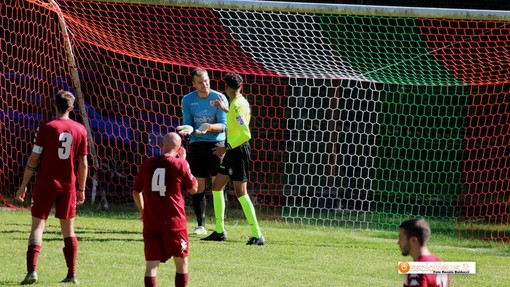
[1,0,508,241]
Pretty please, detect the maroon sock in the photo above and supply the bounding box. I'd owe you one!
[144,276,157,287]
[63,237,78,277]
[175,272,188,287]
[26,245,41,272]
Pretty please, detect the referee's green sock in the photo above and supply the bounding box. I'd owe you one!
[212,190,225,233]
[238,195,262,238]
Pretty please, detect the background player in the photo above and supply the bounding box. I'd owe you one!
[132,132,198,287]
[398,218,450,287]
[201,72,265,245]
[177,68,228,236]
[16,90,89,284]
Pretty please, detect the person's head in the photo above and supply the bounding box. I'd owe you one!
[223,72,243,98]
[191,68,210,96]
[161,132,182,154]
[53,90,75,114]
[398,218,431,257]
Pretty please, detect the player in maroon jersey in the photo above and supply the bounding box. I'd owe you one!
[398,218,450,287]
[16,90,89,285]
[132,132,198,287]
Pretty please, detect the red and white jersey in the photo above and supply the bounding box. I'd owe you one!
[133,154,196,232]
[33,118,88,191]
[403,255,450,287]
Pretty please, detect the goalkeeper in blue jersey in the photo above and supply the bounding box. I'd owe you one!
[201,72,265,245]
[178,68,229,236]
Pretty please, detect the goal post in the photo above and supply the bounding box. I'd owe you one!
[1,0,509,241]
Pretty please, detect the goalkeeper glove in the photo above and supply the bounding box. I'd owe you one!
[177,125,194,135]
[196,123,211,134]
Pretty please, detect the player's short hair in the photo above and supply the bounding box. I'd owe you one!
[190,68,208,80]
[224,72,243,89]
[399,218,431,246]
[54,90,75,113]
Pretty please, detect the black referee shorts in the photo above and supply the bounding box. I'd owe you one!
[218,142,250,182]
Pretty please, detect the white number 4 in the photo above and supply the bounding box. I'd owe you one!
[151,168,166,196]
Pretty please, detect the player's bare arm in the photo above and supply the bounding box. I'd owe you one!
[213,99,228,113]
[187,178,199,195]
[132,190,144,221]
[76,155,89,205]
[16,152,40,202]
[176,146,187,159]
[212,145,227,158]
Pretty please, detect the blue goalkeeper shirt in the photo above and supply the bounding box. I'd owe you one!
[181,89,228,143]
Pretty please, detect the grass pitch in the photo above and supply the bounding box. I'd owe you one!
[0,208,508,287]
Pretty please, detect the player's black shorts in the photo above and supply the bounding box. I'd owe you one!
[218,142,250,182]
[188,141,223,178]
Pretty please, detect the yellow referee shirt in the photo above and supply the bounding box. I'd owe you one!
[226,95,251,149]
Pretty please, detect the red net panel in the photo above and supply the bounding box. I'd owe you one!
[1,0,285,218]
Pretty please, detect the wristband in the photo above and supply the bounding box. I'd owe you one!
[78,189,86,192]
[26,165,37,171]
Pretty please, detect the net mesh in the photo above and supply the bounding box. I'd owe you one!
[1,0,508,241]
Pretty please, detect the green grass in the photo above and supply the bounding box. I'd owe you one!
[0,208,508,287]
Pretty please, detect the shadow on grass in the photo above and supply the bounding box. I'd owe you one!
[0,280,20,286]
[42,235,142,243]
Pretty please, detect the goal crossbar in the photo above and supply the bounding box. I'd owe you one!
[95,0,510,20]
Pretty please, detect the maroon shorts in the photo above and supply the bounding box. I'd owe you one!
[31,186,76,220]
[143,228,189,262]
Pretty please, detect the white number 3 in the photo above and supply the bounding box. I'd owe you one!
[58,132,73,159]
[151,168,166,196]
